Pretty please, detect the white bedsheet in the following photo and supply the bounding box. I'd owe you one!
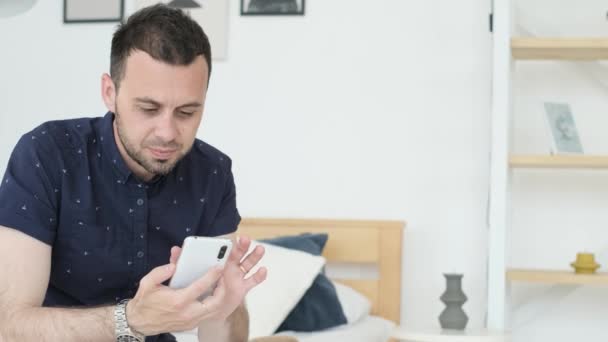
[172,315,395,342]
[276,315,395,342]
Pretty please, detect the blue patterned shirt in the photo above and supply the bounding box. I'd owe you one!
[0,112,240,341]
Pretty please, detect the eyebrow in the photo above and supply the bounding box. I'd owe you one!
[134,97,202,109]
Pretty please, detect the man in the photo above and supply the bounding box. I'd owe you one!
[0,4,266,342]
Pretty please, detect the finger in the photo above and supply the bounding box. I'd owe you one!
[239,245,265,274]
[227,236,250,265]
[244,267,267,292]
[170,246,182,264]
[193,293,222,319]
[212,277,226,298]
[179,265,224,302]
[140,263,176,290]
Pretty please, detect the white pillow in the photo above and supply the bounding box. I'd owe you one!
[332,281,372,324]
[245,241,326,339]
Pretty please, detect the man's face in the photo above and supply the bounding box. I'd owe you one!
[110,50,208,180]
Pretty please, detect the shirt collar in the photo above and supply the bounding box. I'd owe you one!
[100,112,133,184]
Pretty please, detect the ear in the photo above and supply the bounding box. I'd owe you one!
[101,73,117,113]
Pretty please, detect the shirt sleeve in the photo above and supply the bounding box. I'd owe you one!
[0,132,60,245]
[207,159,241,237]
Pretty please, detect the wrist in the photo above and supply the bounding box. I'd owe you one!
[113,299,145,341]
[125,299,146,336]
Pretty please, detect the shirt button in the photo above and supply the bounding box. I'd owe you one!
[136,198,144,206]
[137,251,144,258]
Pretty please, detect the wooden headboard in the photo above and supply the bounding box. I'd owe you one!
[237,218,405,323]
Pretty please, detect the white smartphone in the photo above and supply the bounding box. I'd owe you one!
[169,236,233,297]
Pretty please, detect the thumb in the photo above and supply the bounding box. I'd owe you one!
[140,263,176,290]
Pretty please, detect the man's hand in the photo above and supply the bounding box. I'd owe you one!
[170,236,267,322]
[126,262,224,335]
[126,235,267,337]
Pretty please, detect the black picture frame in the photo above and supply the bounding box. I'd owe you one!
[241,0,305,16]
[63,0,124,24]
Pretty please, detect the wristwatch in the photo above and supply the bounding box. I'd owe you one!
[114,299,145,342]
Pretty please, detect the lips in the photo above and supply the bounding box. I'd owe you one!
[148,147,177,159]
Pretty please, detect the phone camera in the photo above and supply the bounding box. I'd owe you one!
[217,245,227,259]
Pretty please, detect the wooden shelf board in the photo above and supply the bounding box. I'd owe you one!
[509,155,608,169]
[511,37,608,60]
[507,269,608,285]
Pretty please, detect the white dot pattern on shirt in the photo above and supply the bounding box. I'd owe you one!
[21,133,230,297]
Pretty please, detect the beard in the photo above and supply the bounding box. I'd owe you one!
[114,110,189,177]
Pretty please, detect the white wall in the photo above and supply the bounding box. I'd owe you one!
[510,1,608,341]
[0,0,492,332]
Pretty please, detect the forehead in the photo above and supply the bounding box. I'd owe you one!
[120,50,209,100]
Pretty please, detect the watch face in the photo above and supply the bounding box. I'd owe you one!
[117,335,142,342]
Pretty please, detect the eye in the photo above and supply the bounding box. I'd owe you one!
[179,111,194,117]
[140,107,158,114]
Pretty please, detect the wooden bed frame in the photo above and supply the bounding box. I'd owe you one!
[238,218,405,323]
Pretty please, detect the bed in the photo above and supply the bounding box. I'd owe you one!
[173,218,405,342]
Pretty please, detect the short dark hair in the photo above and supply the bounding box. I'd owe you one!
[110,4,212,90]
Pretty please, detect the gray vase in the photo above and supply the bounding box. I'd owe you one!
[439,273,468,330]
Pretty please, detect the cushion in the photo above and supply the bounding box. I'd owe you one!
[262,234,348,332]
[245,241,325,339]
[332,280,372,323]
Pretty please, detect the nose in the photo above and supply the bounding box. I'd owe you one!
[154,112,178,144]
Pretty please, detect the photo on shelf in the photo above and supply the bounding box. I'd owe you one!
[543,102,584,154]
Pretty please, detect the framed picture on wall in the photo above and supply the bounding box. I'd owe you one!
[134,0,229,60]
[64,0,124,23]
[241,0,305,16]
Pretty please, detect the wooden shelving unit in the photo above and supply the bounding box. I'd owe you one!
[509,155,608,169]
[507,269,608,286]
[511,38,608,60]
[488,3,608,331]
